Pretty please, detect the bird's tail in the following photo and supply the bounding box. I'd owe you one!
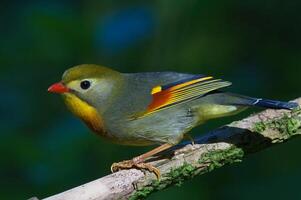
[224,93,299,110]
[251,98,298,110]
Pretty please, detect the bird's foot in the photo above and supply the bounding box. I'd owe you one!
[111,160,161,179]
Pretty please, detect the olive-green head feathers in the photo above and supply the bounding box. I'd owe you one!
[61,64,119,84]
[63,64,121,103]
[49,64,124,116]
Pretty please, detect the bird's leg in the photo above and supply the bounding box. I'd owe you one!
[111,143,173,178]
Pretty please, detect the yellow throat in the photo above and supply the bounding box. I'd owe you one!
[62,93,105,135]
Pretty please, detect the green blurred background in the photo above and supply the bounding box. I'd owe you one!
[1,1,300,199]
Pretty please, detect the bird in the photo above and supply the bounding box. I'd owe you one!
[48,64,298,177]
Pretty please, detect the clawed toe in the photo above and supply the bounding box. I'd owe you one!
[110,160,161,179]
[111,160,134,172]
[135,162,161,179]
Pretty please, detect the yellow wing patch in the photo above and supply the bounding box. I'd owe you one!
[151,85,162,94]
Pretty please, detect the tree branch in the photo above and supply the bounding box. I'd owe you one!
[33,98,301,200]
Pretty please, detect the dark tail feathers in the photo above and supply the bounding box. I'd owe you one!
[253,98,298,110]
[226,93,299,110]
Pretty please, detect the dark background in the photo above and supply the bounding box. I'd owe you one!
[1,1,300,199]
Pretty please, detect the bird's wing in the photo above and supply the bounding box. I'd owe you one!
[132,75,232,119]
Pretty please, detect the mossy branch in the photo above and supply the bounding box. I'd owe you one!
[33,98,301,200]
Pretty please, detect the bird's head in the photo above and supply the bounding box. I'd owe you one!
[48,64,123,132]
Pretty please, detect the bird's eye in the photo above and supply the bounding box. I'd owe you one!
[80,80,91,90]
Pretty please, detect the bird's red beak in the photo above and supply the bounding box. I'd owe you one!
[48,82,70,93]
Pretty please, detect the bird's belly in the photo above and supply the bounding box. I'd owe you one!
[107,107,196,146]
[102,136,156,146]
